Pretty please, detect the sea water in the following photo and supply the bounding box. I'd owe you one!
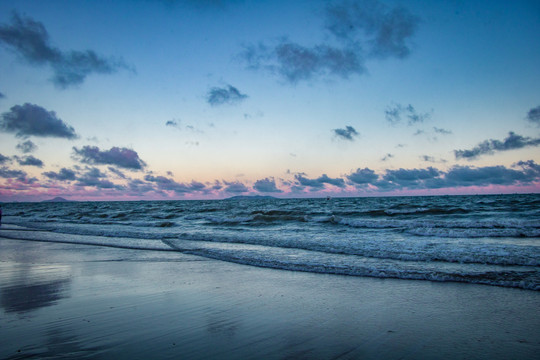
[0,194,539,290]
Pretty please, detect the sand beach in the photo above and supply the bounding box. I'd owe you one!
[1,238,538,359]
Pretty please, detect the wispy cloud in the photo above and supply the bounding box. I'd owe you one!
[16,140,38,153]
[420,155,446,163]
[381,153,393,161]
[385,103,431,125]
[241,0,419,84]
[526,105,540,126]
[325,0,420,59]
[0,153,10,165]
[0,12,129,88]
[0,103,78,139]
[433,127,452,135]
[333,125,359,141]
[454,132,540,160]
[207,85,247,106]
[72,146,147,170]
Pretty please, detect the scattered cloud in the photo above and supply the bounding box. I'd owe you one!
[0,12,129,88]
[381,153,393,161]
[253,177,283,193]
[43,168,77,181]
[72,146,146,170]
[241,0,419,84]
[333,125,359,141]
[0,103,78,139]
[207,85,247,106]
[16,140,38,153]
[15,155,44,167]
[454,132,540,160]
[385,103,431,125]
[526,105,540,126]
[0,91,5,99]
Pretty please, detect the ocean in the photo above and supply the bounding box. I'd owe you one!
[1,194,539,291]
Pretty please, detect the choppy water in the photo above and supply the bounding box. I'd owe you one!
[1,194,539,290]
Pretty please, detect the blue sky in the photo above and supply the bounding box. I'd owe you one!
[0,0,539,201]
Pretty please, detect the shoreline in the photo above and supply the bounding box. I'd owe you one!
[1,238,539,359]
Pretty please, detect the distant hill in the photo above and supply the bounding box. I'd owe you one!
[42,197,70,203]
[226,195,277,200]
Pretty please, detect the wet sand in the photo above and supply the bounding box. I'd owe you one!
[0,238,539,359]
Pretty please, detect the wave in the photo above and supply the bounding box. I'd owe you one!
[2,228,537,291]
[2,222,539,267]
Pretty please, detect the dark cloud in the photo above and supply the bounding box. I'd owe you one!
[144,174,208,194]
[16,155,43,167]
[75,167,120,189]
[0,166,27,181]
[43,168,77,181]
[253,177,282,193]
[0,153,10,164]
[444,164,538,187]
[333,125,359,141]
[295,174,345,190]
[0,103,78,139]
[223,180,249,193]
[72,146,146,170]
[0,12,128,88]
[346,168,378,186]
[241,0,418,84]
[381,167,441,189]
[433,127,452,135]
[0,91,5,99]
[325,0,419,59]
[420,155,446,163]
[526,105,540,126]
[16,140,38,153]
[454,132,540,160]
[381,153,393,161]
[343,162,540,191]
[165,120,178,127]
[207,85,247,106]
[385,103,430,125]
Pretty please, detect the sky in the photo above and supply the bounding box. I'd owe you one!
[0,0,539,201]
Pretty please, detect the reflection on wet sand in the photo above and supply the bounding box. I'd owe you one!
[1,278,71,314]
[0,264,71,315]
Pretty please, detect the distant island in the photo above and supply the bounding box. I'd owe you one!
[42,197,70,203]
[226,195,277,200]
